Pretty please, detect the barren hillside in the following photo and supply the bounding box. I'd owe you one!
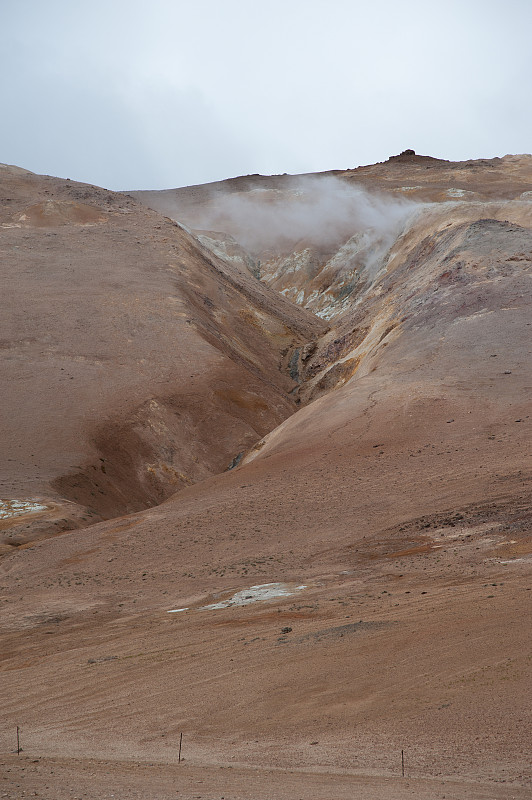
[1,153,531,799]
[0,163,324,550]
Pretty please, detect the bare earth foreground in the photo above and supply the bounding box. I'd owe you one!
[1,153,531,799]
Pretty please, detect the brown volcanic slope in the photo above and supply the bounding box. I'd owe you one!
[1,155,532,799]
[0,163,323,549]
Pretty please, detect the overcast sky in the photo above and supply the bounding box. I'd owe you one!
[1,0,531,191]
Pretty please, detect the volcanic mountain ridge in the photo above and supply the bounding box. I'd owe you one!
[0,153,531,799]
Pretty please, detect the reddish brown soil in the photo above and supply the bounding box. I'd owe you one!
[1,156,531,799]
[0,163,323,545]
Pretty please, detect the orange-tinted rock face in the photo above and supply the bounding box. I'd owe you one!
[16,199,108,227]
[1,156,531,798]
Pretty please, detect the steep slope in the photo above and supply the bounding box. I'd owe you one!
[0,164,325,551]
[1,156,531,799]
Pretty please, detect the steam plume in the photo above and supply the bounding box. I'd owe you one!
[193,176,419,257]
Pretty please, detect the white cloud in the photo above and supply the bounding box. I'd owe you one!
[1,0,531,189]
